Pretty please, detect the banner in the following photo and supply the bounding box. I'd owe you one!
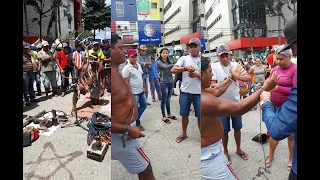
[111,0,137,21]
[137,0,160,20]
[200,27,206,51]
[138,20,161,44]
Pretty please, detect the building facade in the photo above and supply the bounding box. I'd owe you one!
[202,0,296,60]
[23,0,81,44]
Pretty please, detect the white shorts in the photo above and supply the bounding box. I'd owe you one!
[111,133,149,174]
[201,140,238,180]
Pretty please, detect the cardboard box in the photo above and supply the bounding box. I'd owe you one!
[87,140,108,162]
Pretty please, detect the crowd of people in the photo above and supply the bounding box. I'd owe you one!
[23,39,111,111]
[111,13,297,180]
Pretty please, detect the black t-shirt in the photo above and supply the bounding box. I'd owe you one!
[103,48,111,69]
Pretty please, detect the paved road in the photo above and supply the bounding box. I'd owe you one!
[23,83,111,180]
[23,83,290,179]
[111,88,290,180]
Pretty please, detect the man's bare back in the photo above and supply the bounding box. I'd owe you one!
[111,67,138,126]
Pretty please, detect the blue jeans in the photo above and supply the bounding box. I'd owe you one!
[134,92,147,126]
[149,77,162,100]
[23,72,35,102]
[179,92,201,118]
[34,72,41,93]
[143,75,149,100]
[61,67,70,92]
[160,83,173,118]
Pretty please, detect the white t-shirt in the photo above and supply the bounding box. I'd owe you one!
[122,62,144,94]
[211,61,240,102]
[175,55,201,94]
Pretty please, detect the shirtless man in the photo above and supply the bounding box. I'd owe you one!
[200,57,279,179]
[71,52,105,114]
[111,33,155,180]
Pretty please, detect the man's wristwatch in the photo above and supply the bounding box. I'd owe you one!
[260,98,271,107]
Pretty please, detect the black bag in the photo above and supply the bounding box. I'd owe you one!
[87,112,111,146]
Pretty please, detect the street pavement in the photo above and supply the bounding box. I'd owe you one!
[111,88,201,180]
[23,82,290,180]
[111,88,290,180]
[23,80,111,180]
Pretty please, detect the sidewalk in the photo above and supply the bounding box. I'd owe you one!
[111,88,201,180]
[111,87,290,180]
[23,91,111,180]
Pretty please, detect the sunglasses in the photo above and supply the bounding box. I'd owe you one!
[130,54,138,58]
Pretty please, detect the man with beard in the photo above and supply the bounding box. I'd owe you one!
[111,33,155,180]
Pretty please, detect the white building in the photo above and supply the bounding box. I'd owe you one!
[162,0,200,45]
[23,0,81,43]
[203,0,234,51]
[202,0,296,57]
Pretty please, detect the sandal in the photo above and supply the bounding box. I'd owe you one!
[236,151,248,161]
[287,162,292,171]
[71,109,76,116]
[175,135,188,143]
[265,156,274,168]
[226,154,232,164]
[138,125,145,131]
[167,116,177,120]
[162,119,171,124]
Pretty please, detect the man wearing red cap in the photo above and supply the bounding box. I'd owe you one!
[122,49,147,131]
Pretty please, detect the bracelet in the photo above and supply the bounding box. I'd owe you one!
[260,87,266,91]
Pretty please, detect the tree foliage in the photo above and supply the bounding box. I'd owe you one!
[81,0,110,39]
[25,0,62,40]
[265,0,297,24]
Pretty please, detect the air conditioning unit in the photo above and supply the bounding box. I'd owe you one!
[117,25,129,30]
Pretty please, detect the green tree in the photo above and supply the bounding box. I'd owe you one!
[265,0,297,24]
[25,0,63,41]
[81,0,110,41]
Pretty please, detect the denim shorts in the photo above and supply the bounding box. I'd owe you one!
[179,92,200,118]
[220,116,242,134]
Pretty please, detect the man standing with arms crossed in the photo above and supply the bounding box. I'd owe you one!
[138,45,152,105]
[171,38,202,143]
[111,33,155,180]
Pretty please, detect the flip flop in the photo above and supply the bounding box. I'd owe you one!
[175,135,188,143]
[162,119,171,124]
[288,162,292,171]
[226,154,232,164]
[168,116,177,120]
[236,151,248,160]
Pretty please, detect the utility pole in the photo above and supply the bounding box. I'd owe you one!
[67,0,72,45]
[23,1,30,44]
[278,15,281,45]
[249,28,254,57]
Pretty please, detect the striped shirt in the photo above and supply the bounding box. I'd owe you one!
[23,53,34,73]
[73,51,84,69]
